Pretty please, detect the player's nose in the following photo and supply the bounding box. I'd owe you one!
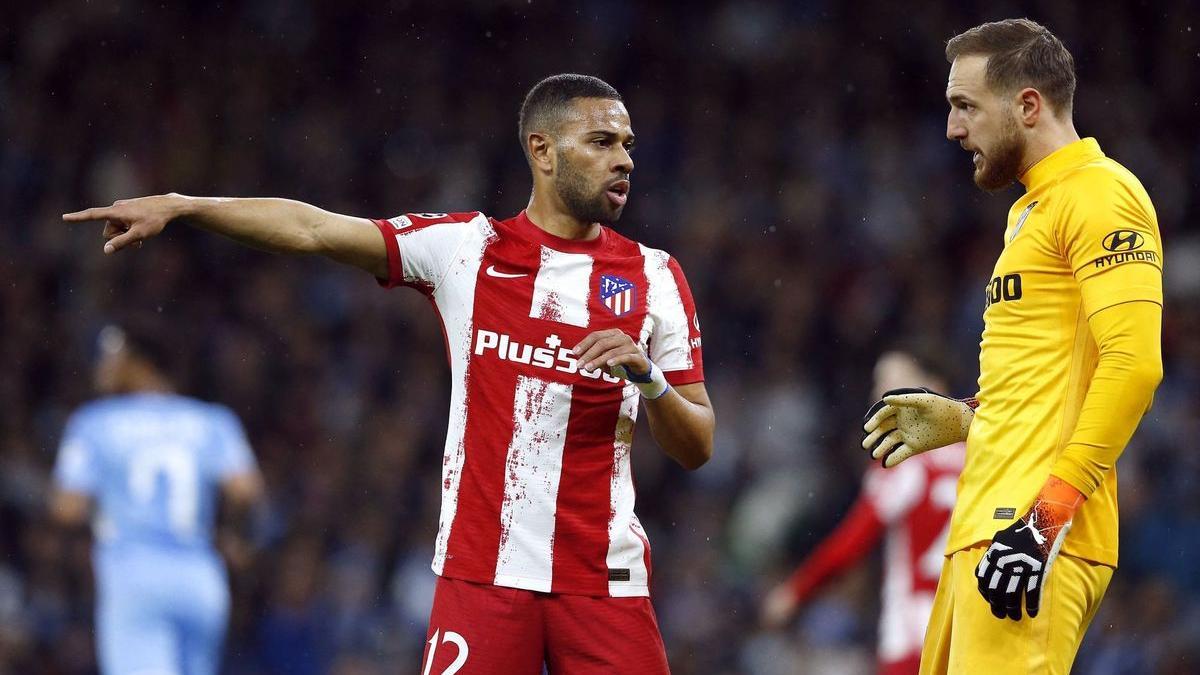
[946,112,966,141]
[613,146,634,174]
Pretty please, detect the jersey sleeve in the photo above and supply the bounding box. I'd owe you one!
[784,495,885,603]
[647,255,704,385]
[371,212,485,293]
[1051,301,1163,497]
[1055,173,1164,317]
[211,406,257,479]
[54,413,99,495]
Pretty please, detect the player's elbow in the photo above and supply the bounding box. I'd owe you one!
[1130,358,1163,400]
[673,435,714,470]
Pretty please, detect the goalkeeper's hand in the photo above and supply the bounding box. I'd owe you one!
[862,387,978,468]
[975,478,1083,620]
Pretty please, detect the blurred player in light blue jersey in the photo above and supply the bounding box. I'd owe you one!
[50,325,264,675]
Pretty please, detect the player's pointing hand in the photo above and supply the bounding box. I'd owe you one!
[63,193,182,254]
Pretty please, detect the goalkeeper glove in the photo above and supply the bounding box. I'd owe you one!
[862,387,978,468]
[975,477,1084,620]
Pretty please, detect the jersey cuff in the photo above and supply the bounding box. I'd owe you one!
[663,367,704,386]
[1083,286,1163,319]
[371,218,406,289]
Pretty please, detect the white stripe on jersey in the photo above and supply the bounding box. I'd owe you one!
[431,215,494,576]
[493,374,571,591]
[529,247,593,327]
[606,388,650,596]
[639,245,694,373]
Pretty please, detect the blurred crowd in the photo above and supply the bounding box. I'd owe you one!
[2,1,1199,673]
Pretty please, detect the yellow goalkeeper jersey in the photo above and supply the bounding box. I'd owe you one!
[946,138,1163,566]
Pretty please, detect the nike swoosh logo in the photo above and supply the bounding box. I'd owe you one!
[485,265,527,279]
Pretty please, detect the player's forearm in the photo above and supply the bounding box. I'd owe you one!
[176,195,334,255]
[787,498,884,603]
[1051,301,1163,497]
[49,490,91,527]
[644,387,715,470]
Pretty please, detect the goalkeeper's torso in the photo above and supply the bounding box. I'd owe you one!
[947,140,1158,568]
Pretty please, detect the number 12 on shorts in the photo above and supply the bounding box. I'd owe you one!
[422,629,469,675]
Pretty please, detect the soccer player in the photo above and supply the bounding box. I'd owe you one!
[861,19,1163,675]
[63,74,714,674]
[50,325,264,675]
[763,350,964,675]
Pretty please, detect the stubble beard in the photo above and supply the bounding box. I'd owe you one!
[555,154,623,226]
[974,113,1025,193]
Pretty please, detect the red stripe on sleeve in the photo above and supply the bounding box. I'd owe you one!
[370,218,406,289]
[664,256,704,385]
[785,497,885,604]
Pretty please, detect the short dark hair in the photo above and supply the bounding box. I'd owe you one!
[518,74,622,159]
[946,18,1076,117]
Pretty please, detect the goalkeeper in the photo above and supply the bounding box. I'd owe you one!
[864,19,1163,675]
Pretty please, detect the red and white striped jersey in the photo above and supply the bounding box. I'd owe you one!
[863,444,964,665]
[372,211,704,597]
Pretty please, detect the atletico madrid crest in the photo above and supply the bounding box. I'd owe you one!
[599,274,636,317]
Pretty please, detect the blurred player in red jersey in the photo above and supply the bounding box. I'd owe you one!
[762,350,964,675]
[64,74,714,674]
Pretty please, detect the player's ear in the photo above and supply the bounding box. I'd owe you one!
[527,132,554,173]
[1016,87,1042,128]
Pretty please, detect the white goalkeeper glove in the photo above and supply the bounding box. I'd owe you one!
[862,387,978,468]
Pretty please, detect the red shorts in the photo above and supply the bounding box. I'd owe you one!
[420,576,670,675]
[880,654,920,675]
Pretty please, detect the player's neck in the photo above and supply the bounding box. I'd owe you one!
[123,368,174,395]
[1019,120,1081,178]
[525,194,602,242]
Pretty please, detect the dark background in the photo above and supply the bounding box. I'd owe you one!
[2,1,1198,673]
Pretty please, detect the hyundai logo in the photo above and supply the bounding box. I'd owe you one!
[1102,230,1145,252]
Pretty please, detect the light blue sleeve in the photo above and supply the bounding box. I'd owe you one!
[211,406,256,479]
[54,412,100,495]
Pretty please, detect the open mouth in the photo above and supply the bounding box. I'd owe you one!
[606,180,629,207]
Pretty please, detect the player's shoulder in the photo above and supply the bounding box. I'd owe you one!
[1057,156,1150,203]
[628,238,689,274]
[68,398,114,426]
[380,211,490,234]
[193,399,240,422]
[595,225,643,256]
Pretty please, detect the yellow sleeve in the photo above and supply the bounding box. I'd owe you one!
[1050,300,1163,497]
[1055,173,1163,316]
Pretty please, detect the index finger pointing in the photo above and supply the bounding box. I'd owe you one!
[62,207,112,222]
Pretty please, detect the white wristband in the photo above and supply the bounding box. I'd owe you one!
[613,361,670,400]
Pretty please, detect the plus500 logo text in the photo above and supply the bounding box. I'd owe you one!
[473,329,624,384]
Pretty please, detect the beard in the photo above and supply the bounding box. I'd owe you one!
[974,113,1025,193]
[554,154,624,226]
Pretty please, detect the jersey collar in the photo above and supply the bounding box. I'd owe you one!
[1018,137,1104,190]
[514,210,609,254]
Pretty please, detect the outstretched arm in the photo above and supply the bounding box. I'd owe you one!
[64,194,388,278]
[761,497,885,628]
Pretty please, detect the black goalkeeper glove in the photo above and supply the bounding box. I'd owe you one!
[975,479,1083,620]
